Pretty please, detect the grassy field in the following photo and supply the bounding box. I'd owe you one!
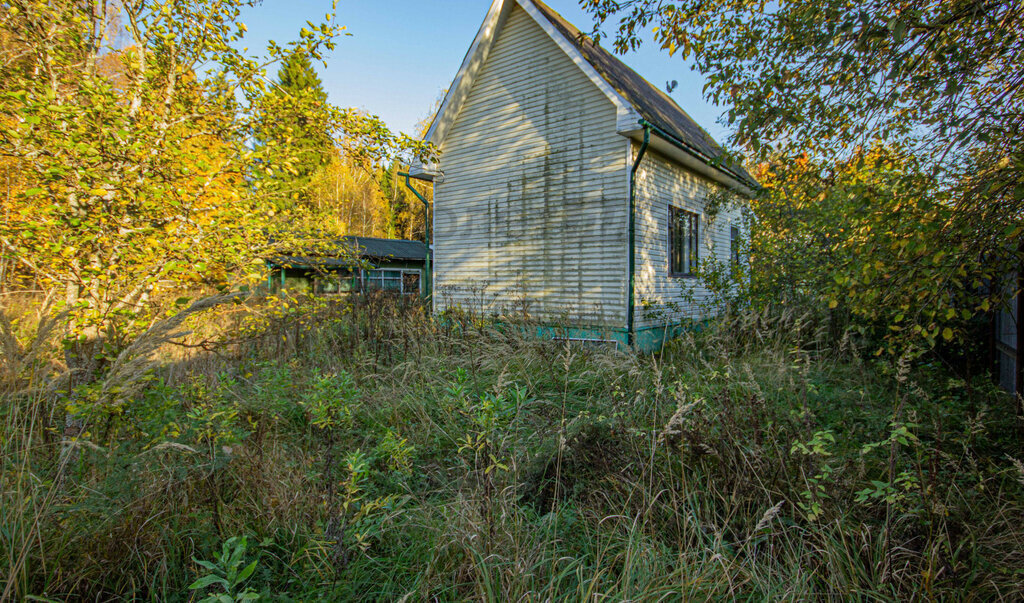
[2,294,1023,601]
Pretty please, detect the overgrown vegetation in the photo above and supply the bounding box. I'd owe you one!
[0,0,432,399]
[589,0,1024,352]
[2,293,1021,600]
[1,0,1021,600]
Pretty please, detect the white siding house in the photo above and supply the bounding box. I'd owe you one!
[412,0,757,350]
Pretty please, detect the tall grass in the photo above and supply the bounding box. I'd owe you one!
[1,291,1022,600]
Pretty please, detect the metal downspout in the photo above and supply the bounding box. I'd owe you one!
[398,171,431,299]
[628,124,651,348]
[638,118,749,189]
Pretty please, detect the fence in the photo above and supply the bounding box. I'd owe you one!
[994,272,1022,397]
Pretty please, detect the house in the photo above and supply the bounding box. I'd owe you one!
[410,0,758,350]
[268,236,428,296]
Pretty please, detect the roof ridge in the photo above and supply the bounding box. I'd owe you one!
[526,0,755,186]
[346,235,423,243]
[529,0,704,129]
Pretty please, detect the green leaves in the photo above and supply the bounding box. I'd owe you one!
[0,0,436,344]
[300,369,360,430]
[585,0,1024,265]
[744,145,1010,354]
[892,19,907,43]
[189,573,230,591]
[189,536,261,602]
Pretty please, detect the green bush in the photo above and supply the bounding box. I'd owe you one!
[1,296,1021,600]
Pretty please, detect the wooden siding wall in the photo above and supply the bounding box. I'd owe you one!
[633,146,744,329]
[433,5,628,327]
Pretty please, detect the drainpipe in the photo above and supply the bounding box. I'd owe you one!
[398,171,431,299]
[639,118,751,192]
[628,123,651,348]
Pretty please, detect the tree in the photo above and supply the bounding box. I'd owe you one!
[585,0,1023,347]
[0,0,431,393]
[255,49,334,210]
[745,146,986,351]
[302,91,443,241]
[585,0,1022,172]
[378,160,427,241]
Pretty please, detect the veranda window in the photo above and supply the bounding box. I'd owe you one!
[361,269,421,294]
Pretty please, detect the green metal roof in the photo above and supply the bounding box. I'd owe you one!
[270,236,427,269]
[530,0,757,188]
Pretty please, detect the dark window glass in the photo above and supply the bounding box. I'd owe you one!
[360,268,421,294]
[402,272,420,294]
[669,206,699,276]
[730,225,741,274]
[363,269,382,291]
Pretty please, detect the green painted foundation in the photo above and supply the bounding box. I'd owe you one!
[456,320,704,353]
[540,323,699,353]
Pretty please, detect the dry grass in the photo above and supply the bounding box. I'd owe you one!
[1,292,1022,600]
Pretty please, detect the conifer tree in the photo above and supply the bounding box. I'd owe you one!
[256,49,335,210]
[0,0,431,390]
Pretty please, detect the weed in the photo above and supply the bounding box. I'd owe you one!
[189,536,261,602]
[0,294,1021,600]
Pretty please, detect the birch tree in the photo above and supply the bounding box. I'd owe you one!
[0,0,430,384]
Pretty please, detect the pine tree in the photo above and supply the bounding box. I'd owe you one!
[256,50,334,209]
[279,51,328,99]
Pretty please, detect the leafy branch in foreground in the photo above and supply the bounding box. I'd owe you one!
[0,0,432,382]
[585,0,1022,172]
[585,0,1023,350]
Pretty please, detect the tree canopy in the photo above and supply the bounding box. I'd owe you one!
[585,0,1023,238]
[585,0,1022,173]
[0,0,432,372]
[586,0,1023,350]
[255,49,334,209]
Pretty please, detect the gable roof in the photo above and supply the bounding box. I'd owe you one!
[529,1,755,188]
[413,0,756,192]
[346,236,427,261]
[270,236,427,269]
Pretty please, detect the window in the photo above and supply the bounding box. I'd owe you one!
[730,225,741,275]
[402,272,421,293]
[363,269,401,291]
[361,268,421,294]
[669,206,698,276]
[314,269,357,295]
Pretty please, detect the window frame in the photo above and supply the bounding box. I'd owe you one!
[668,206,699,278]
[730,225,741,276]
[313,269,356,295]
[360,268,422,295]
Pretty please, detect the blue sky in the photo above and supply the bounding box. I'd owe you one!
[237,1,730,142]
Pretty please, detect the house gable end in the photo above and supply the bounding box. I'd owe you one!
[412,0,639,178]
[429,3,630,327]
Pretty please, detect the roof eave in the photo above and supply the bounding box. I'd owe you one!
[619,127,755,197]
[412,0,640,173]
[408,164,435,182]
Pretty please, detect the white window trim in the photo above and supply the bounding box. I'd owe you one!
[360,268,423,295]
